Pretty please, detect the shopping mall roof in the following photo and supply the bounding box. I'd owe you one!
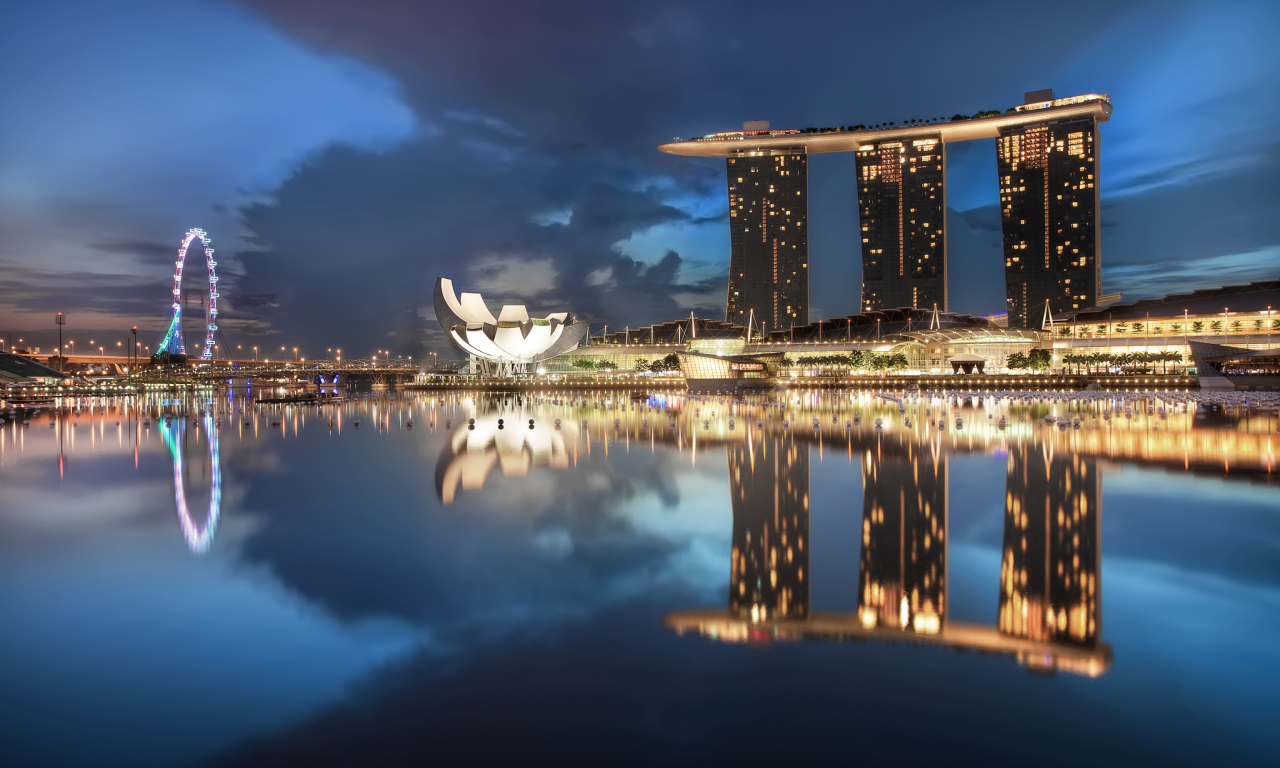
[783,307,1000,343]
[593,317,747,345]
[0,353,70,384]
[1053,279,1280,323]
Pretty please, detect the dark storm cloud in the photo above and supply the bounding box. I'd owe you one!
[234,0,1064,351]
[224,0,1276,352]
[233,293,279,308]
[234,129,722,355]
[91,239,177,266]
[8,0,1274,342]
[0,260,169,318]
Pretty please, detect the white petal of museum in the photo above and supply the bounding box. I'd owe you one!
[434,278,588,375]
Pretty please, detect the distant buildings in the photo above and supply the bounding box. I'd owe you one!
[659,91,1112,328]
[549,308,1042,377]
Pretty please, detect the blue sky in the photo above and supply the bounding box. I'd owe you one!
[1,0,1276,356]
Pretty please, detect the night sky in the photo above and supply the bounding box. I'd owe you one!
[2,0,1277,358]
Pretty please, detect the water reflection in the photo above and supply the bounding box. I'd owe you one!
[727,438,809,621]
[418,388,1275,678]
[999,449,1099,647]
[859,439,947,634]
[663,434,1112,678]
[160,413,221,553]
[434,416,571,504]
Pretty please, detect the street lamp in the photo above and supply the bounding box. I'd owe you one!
[293,347,298,362]
[253,346,258,361]
[55,312,66,373]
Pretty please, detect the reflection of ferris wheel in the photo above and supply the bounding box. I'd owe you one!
[159,228,219,359]
[160,414,221,553]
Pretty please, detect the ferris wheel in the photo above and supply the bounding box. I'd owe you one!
[158,228,219,359]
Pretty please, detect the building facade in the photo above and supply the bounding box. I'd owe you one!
[660,93,1111,328]
[997,106,1101,328]
[856,136,947,312]
[726,145,808,335]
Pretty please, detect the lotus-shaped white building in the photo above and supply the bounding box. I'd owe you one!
[434,277,588,376]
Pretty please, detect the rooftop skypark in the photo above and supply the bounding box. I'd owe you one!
[659,93,1111,156]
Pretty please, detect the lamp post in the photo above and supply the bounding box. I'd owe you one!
[253,346,258,361]
[55,313,66,372]
[132,327,137,375]
[293,347,298,362]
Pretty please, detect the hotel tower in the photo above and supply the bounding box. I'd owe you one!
[725,122,809,336]
[659,91,1111,331]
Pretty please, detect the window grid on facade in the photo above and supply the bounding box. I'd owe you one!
[998,118,1100,328]
[855,136,947,313]
[726,149,808,335]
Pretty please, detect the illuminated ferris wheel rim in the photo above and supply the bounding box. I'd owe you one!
[161,227,219,359]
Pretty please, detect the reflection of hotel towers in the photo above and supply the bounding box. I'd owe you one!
[999,445,1100,646]
[858,442,946,633]
[728,438,809,621]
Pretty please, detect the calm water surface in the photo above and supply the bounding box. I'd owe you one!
[1,389,1278,767]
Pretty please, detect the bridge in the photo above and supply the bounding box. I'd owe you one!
[35,352,420,378]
